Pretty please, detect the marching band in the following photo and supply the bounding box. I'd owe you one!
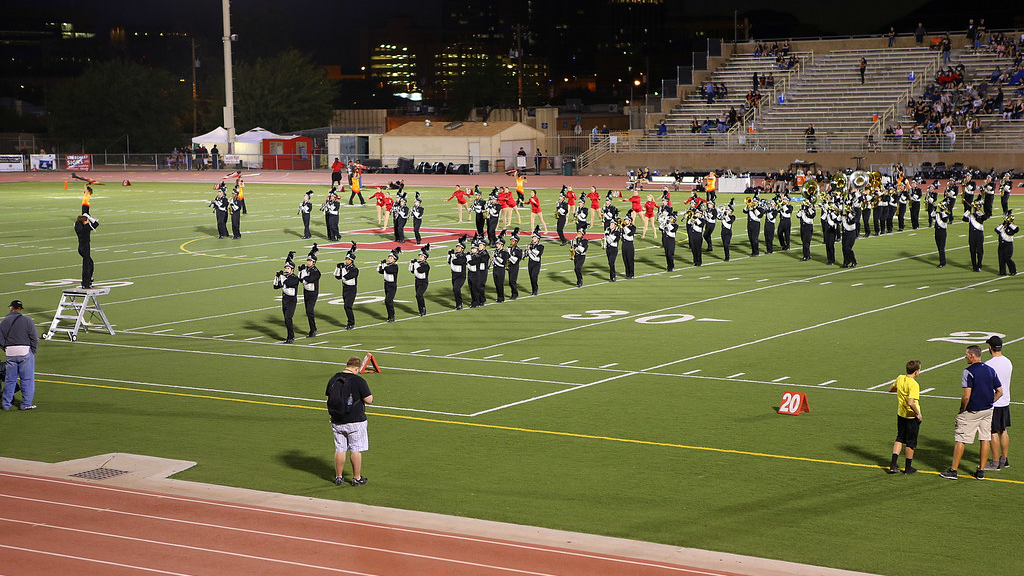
[253,165,1017,341]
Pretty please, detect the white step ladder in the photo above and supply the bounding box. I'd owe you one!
[42,287,115,342]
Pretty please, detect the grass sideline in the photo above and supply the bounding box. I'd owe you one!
[1,179,1022,576]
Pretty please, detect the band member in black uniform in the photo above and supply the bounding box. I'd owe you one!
[932,203,950,268]
[604,219,621,280]
[702,202,717,252]
[999,174,1012,215]
[467,239,482,307]
[797,200,815,261]
[859,191,873,237]
[840,207,858,268]
[473,188,487,237]
[326,190,341,242]
[527,227,544,294]
[299,191,313,239]
[963,200,989,272]
[872,191,884,236]
[719,201,736,262]
[574,201,589,233]
[473,238,490,306]
[743,200,763,256]
[447,235,467,310]
[74,213,99,288]
[961,177,976,217]
[555,191,569,245]
[272,251,300,343]
[334,243,358,330]
[822,204,838,265]
[210,188,229,239]
[377,247,400,322]
[763,201,777,254]
[602,194,619,230]
[995,211,1018,276]
[621,214,636,278]
[909,185,922,230]
[943,180,958,219]
[896,187,908,231]
[982,174,996,217]
[925,184,939,227]
[661,212,678,271]
[507,228,522,299]
[409,244,430,316]
[882,188,895,233]
[393,195,409,243]
[229,189,243,239]
[777,198,792,250]
[298,244,321,337]
[486,195,501,246]
[411,193,425,244]
[686,208,704,266]
[571,226,589,287]
[491,232,508,302]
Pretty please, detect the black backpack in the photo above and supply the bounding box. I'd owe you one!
[326,372,354,415]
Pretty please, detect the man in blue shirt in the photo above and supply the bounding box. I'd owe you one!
[940,345,1003,480]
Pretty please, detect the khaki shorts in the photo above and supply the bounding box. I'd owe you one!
[954,409,993,444]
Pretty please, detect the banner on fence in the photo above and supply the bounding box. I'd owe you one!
[66,154,92,171]
[30,154,57,171]
[0,155,25,172]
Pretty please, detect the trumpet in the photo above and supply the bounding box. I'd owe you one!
[745,196,757,208]
[1004,210,1015,226]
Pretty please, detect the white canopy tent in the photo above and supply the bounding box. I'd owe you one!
[191,126,228,147]
[189,127,299,169]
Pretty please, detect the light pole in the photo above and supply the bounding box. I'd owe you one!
[632,79,640,131]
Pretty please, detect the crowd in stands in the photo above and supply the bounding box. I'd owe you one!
[690,106,743,134]
[752,40,791,58]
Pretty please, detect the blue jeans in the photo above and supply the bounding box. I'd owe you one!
[2,352,35,409]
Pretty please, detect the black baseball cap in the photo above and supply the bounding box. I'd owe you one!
[9,300,23,309]
[986,335,1003,350]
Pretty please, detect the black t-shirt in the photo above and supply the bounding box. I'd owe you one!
[325,372,372,424]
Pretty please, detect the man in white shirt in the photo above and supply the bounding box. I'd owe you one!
[985,335,1013,470]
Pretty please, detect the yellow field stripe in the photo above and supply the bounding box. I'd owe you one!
[41,378,1024,485]
[179,238,262,260]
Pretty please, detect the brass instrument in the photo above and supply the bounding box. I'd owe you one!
[1003,210,1015,227]
[831,172,849,194]
[745,196,757,208]
[801,180,820,204]
[869,171,883,188]
[850,171,870,190]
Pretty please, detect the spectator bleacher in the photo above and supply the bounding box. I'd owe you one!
[751,47,940,148]
[659,51,810,135]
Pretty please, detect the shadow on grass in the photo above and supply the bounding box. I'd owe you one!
[194,225,217,235]
[243,319,283,340]
[837,438,956,473]
[278,449,334,482]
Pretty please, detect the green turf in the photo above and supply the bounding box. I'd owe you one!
[1,179,1022,575]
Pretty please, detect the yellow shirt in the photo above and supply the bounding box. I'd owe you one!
[895,374,921,419]
[516,177,525,193]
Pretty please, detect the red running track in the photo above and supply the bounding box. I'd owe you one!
[0,471,744,576]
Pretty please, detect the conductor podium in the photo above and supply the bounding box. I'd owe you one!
[42,287,115,342]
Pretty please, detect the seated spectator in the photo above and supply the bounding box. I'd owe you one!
[760,73,767,87]
[728,106,738,125]
[766,73,775,87]
[690,118,700,133]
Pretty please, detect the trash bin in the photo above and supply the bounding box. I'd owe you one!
[562,159,575,176]
[494,158,506,173]
[479,159,489,173]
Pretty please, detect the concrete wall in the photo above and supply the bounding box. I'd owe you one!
[584,150,1024,174]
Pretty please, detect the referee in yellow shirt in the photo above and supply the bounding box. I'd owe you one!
[887,360,923,474]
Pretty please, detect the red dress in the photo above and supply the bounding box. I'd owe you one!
[383,197,395,212]
[587,191,600,210]
[447,188,469,205]
[567,190,576,207]
[643,200,657,218]
[529,196,541,214]
[625,194,642,213]
[370,190,386,207]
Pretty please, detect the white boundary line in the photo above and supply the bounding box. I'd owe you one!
[0,543,196,576]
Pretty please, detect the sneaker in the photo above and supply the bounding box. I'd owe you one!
[1000,457,1009,468]
[334,476,345,486]
[973,468,985,480]
[351,476,368,486]
[903,466,918,475]
[939,468,958,480]
[984,460,1001,471]
[886,466,900,474]
[19,405,37,411]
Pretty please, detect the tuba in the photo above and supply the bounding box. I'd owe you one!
[831,172,849,195]
[850,171,870,190]
[801,179,820,204]
[869,171,883,189]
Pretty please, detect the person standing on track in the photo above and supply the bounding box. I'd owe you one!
[326,356,373,486]
[331,158,344,187]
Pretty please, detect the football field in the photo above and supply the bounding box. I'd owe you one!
[1,176,1022,576]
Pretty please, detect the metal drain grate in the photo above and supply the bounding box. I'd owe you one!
[70,467,131,480]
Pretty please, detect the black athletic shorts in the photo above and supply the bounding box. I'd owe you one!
[991,406,1011,434]
[895,415,921,448]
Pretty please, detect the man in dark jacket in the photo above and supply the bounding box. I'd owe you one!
[1,300,38,410]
